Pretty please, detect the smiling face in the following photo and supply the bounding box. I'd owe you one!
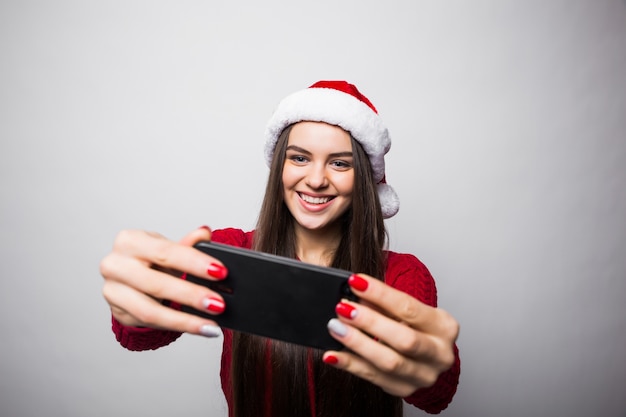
[282,121,355,234]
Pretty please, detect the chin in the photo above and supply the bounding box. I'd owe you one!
[294,213,346,233]
[296,220,330,231]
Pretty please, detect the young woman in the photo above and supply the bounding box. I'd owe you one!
[100,81,461,416]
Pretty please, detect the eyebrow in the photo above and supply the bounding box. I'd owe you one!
[286,145,353,158]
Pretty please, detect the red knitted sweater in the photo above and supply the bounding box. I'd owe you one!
[111,228,460,414]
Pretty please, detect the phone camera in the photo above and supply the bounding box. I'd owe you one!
[341,282,353,296]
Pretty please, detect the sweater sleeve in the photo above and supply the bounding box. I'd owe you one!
[109,227,253,352]
[111,316,182,351]
[385,252,461,414]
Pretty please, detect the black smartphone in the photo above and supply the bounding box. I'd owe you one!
[182,241,357,351]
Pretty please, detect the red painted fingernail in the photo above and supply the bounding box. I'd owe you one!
[336,302,358,319]
[323,355,339,365]
[203,297,225,314]
[198,225,211,231]
[348,274,368,292]
[207,263,228,280]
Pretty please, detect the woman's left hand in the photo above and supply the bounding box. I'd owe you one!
[323,273,459,397]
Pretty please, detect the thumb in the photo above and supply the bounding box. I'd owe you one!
[179,225,212,247]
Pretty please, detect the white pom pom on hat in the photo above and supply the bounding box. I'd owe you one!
[264,80,400,219]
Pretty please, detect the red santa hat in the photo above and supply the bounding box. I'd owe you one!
[264,80,400,218]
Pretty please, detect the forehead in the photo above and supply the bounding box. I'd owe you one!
[287,121,352,151]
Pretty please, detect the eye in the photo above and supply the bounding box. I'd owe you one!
[330,160,352,170]
[288,155,309,164]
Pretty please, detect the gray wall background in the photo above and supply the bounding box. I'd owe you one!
[1,1,625,416]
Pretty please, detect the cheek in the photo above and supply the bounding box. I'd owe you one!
[337,173,355,195]
[281,164,293,188]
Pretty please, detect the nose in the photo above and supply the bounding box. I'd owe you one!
[305,162,329,189]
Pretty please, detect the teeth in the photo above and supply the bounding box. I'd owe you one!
[300,194,331,204]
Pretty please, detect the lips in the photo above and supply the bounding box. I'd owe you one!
[298,192,335,205]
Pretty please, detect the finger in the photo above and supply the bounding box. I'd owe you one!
[178,226,212,247]
[335,300,444,364]
[348,274,458,338]
[103,252,226,314]
[142,226,214,279]
[103,280,222,337]
[326,319,439,389]
[323,350,420,397]
[109,229,227,281]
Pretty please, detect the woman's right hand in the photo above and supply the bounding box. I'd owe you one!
[99,226,228,337]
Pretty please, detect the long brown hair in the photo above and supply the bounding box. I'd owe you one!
[231,125,402,417]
